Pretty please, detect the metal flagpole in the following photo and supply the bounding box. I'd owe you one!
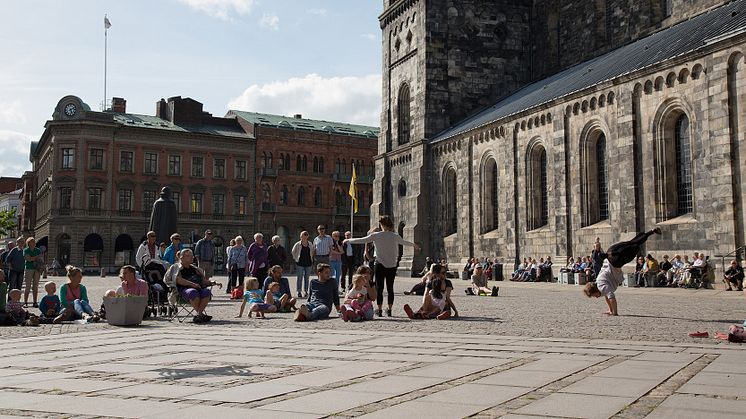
[104,14,109,110]
[350,163,354,238]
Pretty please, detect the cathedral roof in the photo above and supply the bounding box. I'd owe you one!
[433,0,746,143]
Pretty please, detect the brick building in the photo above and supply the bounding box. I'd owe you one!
[375,0,746,274]
[24,95,255,271]
[228,111,379,249]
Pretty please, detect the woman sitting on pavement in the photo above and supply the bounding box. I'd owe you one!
[405,263,441,296]
[339,265,377,322]
[59,265,100,322]
[466,265,498,296]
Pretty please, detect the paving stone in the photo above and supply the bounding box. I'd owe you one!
[0,372,74,386]
[594,360,685,381]
[631,352,701,363]
[472,369,573,387]
[357,400,487,419]
[271,361,404,387]
[0,391,180,418]
[10,378,133,393]
[145,404,321,419]
[512,357,602,372]
[514,393,636,419]
[70,362,163,374]
[398,362,494,379]
[186,380,306,403]
[418,383,531,406]
[258,389,389,414]
[646,394,746,419]
[559,376,661,397]
[98,383,207,398]
[337,375,446,395]
[683,371,746,387]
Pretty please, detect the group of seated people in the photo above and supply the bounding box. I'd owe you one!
[633,252,714,288]
[462,257,497,281]
[511,257,553,282]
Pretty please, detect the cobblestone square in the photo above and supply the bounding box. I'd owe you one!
[0,275,744,417]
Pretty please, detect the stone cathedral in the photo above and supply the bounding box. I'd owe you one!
[372,0,746,275]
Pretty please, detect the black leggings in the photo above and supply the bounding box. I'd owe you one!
[606,230,657,268]
[375,265,397,306]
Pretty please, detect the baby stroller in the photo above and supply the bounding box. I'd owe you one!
[140,261,172,317]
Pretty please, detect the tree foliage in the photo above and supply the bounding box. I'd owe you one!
[0,208,18,237]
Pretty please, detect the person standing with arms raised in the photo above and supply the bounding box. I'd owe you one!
[344,215,419,317]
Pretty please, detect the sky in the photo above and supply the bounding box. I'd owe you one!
[0,0,384,177]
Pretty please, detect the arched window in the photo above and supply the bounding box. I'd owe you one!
[656,110,693,221]
[314,187,322,208]
[335,189,343,208]
[481,158,498,233]
[581,130,609,226]
[283,154,290,170]
[335,159,341,174]
[443,167,457,235]
[342,159,347,174]
[262,184,271,204]
[313,157,319,173]
[675,115,693,216]
[302,155,308,172]
[296,155,302,171]
[398,179,407,197]
[279,153,284,170]
[297,186,306,206]
[319,157,325,173]
[268,152,273,168]
[398,84,411,144]
[280,185,288,205]
[527,144,548,230]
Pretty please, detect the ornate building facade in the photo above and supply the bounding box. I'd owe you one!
[374,0,746,274]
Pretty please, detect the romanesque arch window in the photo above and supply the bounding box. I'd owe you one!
[296,155,302,171]
[581,130,609,226]
[313,157,319,173]
[675,115,693,215]
[280,185,288,205]
[319,157,325,173]
[398,179,407,197]
[527,143,548,230]
[297,186,306,206]
[262,184,271,204]
[398,84,411,145]
[283,153,290,170]
[443,167,457,235]
[279,153,285,170]
[655,110,693,221]
[481,158,499,233]
[314,187,322,208]
[302,155,308,172]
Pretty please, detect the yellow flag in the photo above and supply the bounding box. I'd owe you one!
[348,163,358,213]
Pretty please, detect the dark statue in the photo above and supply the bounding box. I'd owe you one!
[149,186,178,245]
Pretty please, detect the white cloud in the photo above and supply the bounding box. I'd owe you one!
[228,73,382,126]
[362,33,377,41]
[0,130,33,177]
[307,8,327,16]
[0,101,28,125]
[176,0,253,20]
[259,13,280,31]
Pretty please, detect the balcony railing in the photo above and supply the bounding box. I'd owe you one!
[261,168,278,177]
[332,173,374,184]
[260,203,277,212]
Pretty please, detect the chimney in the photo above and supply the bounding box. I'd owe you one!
[156,98,170,120]
[294,114,303,119]
[111,97,126,113]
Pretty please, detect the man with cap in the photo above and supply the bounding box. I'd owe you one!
[194,230,215,281]
[583,228,661,315]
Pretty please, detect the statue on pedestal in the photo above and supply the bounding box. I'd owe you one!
[149,186,178,246]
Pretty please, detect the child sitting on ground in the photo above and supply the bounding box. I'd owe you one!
[267,282,296,312]
[465,265,498,296]
[6,289,39,326]
[403,278,451,320]
[340,274,373,322]
[38,281,64,324]
[236,277,276,318]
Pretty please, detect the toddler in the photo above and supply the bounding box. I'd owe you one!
[236,277,276,318]
[341,275,372,322]
[267,281,296,312]
[39,282,64,324]
[6,289,39,326]
[99,289,118,320]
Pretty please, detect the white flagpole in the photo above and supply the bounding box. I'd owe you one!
[104,14,109,110]
[350,164,354,238]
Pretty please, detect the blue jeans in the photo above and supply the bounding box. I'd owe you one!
[74,299,94,317]
[296,265,313,293]
[304,301,331,320]
[329,260,342,289]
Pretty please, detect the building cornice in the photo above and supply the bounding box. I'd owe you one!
[379,0,420,28]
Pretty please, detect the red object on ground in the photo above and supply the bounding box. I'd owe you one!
[688,331,709,338]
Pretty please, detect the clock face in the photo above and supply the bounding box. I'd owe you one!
[64,103,77,117]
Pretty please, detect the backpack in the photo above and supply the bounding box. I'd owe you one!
[231,287,243,300]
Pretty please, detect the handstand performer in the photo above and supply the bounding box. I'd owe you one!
[583,228,661,315]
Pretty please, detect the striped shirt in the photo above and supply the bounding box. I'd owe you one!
[313,235,334,256]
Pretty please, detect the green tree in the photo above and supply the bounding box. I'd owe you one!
[0,208,18,237]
